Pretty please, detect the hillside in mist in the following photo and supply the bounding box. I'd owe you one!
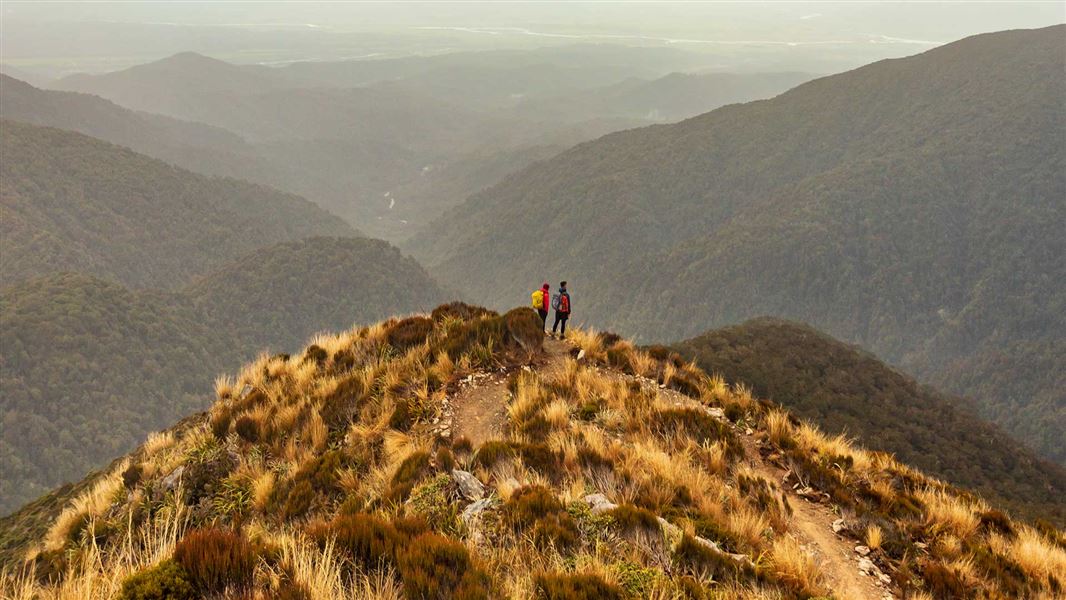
[0,120,355,289]
[410,25,1066,464]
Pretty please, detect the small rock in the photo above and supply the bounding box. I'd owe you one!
[452,470,486,501]
[161,466,184,491]
[576,349,586,361]
[441,427,450,437]
[584,493,618,515]
[705,407,726,420]
[832,518,847,533]
[855,545,871,557]
[858,557,876,575]
[745,428,754,435]
[461,497,494,523]
[879,572,892,585]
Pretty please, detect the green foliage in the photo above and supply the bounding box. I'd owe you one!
[387,316,435,350]
[505,486,579,550]
[606,504,660,536]
[117,559,195,600]
[386,451,433,504]
[409,474,459,534]
[533,572,623,600]
[173,528,256,594]
[396,532,491,600]
[673,318,1066,525]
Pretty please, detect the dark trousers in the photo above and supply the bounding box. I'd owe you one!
[552,312,569,336]
[537,309,548,330]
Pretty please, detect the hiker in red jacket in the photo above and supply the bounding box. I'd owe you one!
[551,281,571,339]
[531,282,550,331]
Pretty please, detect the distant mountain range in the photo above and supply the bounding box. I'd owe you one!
[0,120,355,289]
[409,25,1066,464]
[44,51,814,239]
[672,318,1066,524]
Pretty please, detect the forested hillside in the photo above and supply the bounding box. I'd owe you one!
[410,26,1066,463]
[0,238,446,515]
[672,318,1066,525]
[186,237,447,350]
[0,120,355,289]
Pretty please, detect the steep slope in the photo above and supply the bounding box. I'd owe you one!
[0,238,446,515]
[2,309,1062,598]
[0,120,355,289]
[0,274,232,516]
[410,26,1066,462]
[185,237,448,351]
[671,318,1066,524]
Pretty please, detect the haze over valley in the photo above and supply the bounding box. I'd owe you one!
[1,3,1064,598]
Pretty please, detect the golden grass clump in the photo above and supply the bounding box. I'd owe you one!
[45,461,128,551]
[1009,526,1066,581]
[866,524,883,551]
[917,488,982,539]
[769,535,825,595]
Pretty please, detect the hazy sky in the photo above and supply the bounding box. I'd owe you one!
[2,2,1063,76]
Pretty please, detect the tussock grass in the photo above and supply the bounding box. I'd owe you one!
[15,305,1060,600]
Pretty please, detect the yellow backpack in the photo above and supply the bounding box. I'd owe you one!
[531,289,544,309]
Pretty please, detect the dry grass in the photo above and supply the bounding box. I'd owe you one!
[45,462,128,551]
[917,488,982,539]
[769,535,825,595]
[1009,526,1066,581]
[866,524,883,550]
[765,410,792,447]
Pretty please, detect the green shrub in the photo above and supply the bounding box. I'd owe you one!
[431,302,498,322]
[388,316,435,350]
[505,485,579,550]
[117,559,195,600]
[234,415,259,443]
[607,504,660,536]
[316,512,404,570]
[293,450,343,494]
[473,440,515,469]
[173,528,256,594]
[303,344,329,366]
[282,480,315,519]
[516,443,562,479]
[503,307,545,350]
[386,451,433,503]
[533,572,623,600]
[210,407,232,439]
[389,399,414,431]
[396,532,491,600]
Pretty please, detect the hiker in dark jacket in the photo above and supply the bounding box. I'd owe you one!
[551,281,571,339]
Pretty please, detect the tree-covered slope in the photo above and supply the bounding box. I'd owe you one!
[409,25,1066,463]
[0,238,446,515]
[671,318,1066,525]
[186,236,448,351]
[0,274,232,515]
[0,120,356,289]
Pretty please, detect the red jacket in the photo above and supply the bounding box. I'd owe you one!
[539,285,550,310]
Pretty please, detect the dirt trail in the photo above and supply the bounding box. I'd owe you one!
[450,337,571,446]
[738,435,890,600]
